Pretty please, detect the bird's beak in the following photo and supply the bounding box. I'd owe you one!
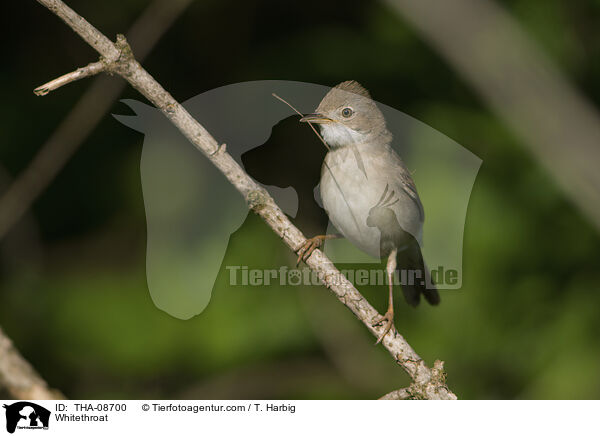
[300,113,332,124]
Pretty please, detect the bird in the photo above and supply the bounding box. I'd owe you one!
[297,80,439,344]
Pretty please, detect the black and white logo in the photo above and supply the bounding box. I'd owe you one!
[3,402,50,434]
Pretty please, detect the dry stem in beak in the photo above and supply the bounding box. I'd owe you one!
[300,113,332,123]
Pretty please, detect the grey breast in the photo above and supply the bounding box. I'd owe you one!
[320,142,423,259]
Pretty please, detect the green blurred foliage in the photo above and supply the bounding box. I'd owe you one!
[1,0,600,399]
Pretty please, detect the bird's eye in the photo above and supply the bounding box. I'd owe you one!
[341,107,353,118]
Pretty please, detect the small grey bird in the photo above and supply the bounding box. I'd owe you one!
[297,80,439,344]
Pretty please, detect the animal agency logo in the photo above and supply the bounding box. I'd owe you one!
[3,402,50,434]
[114,80,481,320]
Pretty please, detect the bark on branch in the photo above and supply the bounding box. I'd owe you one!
[379,388,412,400]
[33,0,456,399]
[33,61,106,96]
[379,360,450,400]
[0,326,65,400]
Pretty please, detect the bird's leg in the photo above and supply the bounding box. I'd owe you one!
[296,234,342,265]
[373,248,398,345]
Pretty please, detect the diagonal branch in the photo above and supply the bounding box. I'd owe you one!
[0,326,65,400]
[33,0,456,400]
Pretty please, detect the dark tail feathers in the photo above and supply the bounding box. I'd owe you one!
[397,240,440,307]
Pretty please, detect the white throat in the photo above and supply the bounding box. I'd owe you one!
[319,123,365,149]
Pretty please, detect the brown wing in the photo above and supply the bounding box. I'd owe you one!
[385,146,425,221]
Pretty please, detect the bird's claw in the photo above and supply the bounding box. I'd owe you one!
[372,310,395,345]
[296,235,325,265]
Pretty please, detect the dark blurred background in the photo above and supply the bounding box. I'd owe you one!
[1,0,599,399]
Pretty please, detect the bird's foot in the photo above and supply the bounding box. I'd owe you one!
[372,310,395,345]
[296,235,327,265]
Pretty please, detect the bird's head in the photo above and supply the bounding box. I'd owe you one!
[300,81,391,149]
